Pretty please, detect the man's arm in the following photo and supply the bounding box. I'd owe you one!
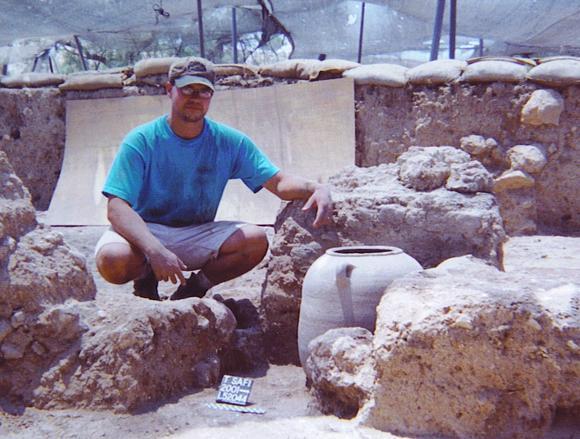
[263,171,333,228]
[107,196,186,284]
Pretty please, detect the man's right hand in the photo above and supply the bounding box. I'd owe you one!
[107,196,187,285]
[146,246,187,285]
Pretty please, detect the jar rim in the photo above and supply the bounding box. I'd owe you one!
[325,246,403,256]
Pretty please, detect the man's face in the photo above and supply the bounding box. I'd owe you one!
[167,82,213,124]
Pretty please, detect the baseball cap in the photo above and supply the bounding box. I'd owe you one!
[168,57,215,91]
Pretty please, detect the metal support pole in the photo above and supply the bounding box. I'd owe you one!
[430,0,446,61]
[449,0,457,59]
[479,37,484,56]
[232,7,238,63]
[74,35,89,70]
[32,56,39,72]
[48,55,55,73]
[357,2,366,63]
[197,0,205,58]
[1,64,7,75]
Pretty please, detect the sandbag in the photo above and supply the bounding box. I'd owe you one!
[259,58,359,80]
[134,57,181,78]
[59,73,124,91]
[461,59,530,83]
[214,63,258,77]
[527,59,580,86]
[297,59,359,80]
[343,63,408,87]
[406,59,466,85]
[0,72,66,88]
[258,59,311,79]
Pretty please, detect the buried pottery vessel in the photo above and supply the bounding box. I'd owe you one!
[298,246,422,367]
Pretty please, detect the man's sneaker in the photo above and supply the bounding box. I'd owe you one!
[133,270,160,301]
[170,273,208,300]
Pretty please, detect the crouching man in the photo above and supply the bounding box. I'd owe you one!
[95,57,332,300]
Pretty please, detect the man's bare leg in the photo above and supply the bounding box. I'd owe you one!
[202,225,268,283]
[96,243,148,284]
[95,243,160,300]
[170,225,268,300]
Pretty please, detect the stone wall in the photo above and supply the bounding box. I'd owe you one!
[0,89,65,210]
[0,86,167,210]
[355,83,580,235]
[0,151,97,407]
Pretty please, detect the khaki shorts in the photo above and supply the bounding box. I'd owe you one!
[95,221,248,270]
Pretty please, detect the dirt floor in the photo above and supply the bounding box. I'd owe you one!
[0,222,578,438]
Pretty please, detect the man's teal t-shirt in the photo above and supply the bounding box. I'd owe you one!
[103,116,280,227]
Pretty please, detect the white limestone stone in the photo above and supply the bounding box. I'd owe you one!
[507,144,548,174]
[459,134,498,157]
[359,255,579,438]
[521,89,564,126]
[494,169,535,192]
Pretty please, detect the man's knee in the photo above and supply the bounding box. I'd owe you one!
[246,224,268,249]
[96,243,145,284]
[241,225,268,261]
[221,225,268,262]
